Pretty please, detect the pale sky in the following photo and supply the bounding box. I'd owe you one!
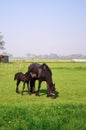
[0,0,86,57]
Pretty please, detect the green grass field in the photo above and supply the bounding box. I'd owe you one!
[0,61,86,130]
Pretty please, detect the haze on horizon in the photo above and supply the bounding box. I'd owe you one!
[0,0,86,57]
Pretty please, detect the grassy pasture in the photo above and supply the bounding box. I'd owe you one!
[0,61,86,130]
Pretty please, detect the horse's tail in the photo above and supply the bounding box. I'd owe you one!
[14,74,17,80]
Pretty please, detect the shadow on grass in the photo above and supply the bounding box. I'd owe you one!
[19,89,59,98]
[40,89,59,98]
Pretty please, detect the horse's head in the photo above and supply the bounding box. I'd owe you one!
[48,83,56,99]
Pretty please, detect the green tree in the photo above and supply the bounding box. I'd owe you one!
[0,32,5,50]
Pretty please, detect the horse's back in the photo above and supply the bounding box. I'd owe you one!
[28,63,40,73]
[41,63,52,76]
[28,63,51,73]
[28,63,52,80]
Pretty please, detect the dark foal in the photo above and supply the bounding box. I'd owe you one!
[14,72,31,95]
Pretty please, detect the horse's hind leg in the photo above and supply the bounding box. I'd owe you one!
[36,81,41,96]
[16,80,20,93]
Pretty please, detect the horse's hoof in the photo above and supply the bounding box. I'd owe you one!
[47,94,50,97]
[35,93,40,96]
[16,91,19,94]
[51,95,56,99]
[21,92,23,95]
[29,92,32,95]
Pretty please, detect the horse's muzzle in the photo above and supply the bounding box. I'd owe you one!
[50,93,56,99]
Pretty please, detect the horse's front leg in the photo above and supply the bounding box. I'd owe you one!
[21,82,25,95]
[30,79,35,93]
[16,80,20,94]
[36,81,41,96]
[46,84,50,97]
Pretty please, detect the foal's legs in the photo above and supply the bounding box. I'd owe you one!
[27,81,30,95]
[36,80,41,96]
[21,82,25,95]
[16,80,20,93]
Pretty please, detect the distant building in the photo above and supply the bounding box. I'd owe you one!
[0,55,9,62]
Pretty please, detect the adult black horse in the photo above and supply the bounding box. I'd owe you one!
[28,63,56,98]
